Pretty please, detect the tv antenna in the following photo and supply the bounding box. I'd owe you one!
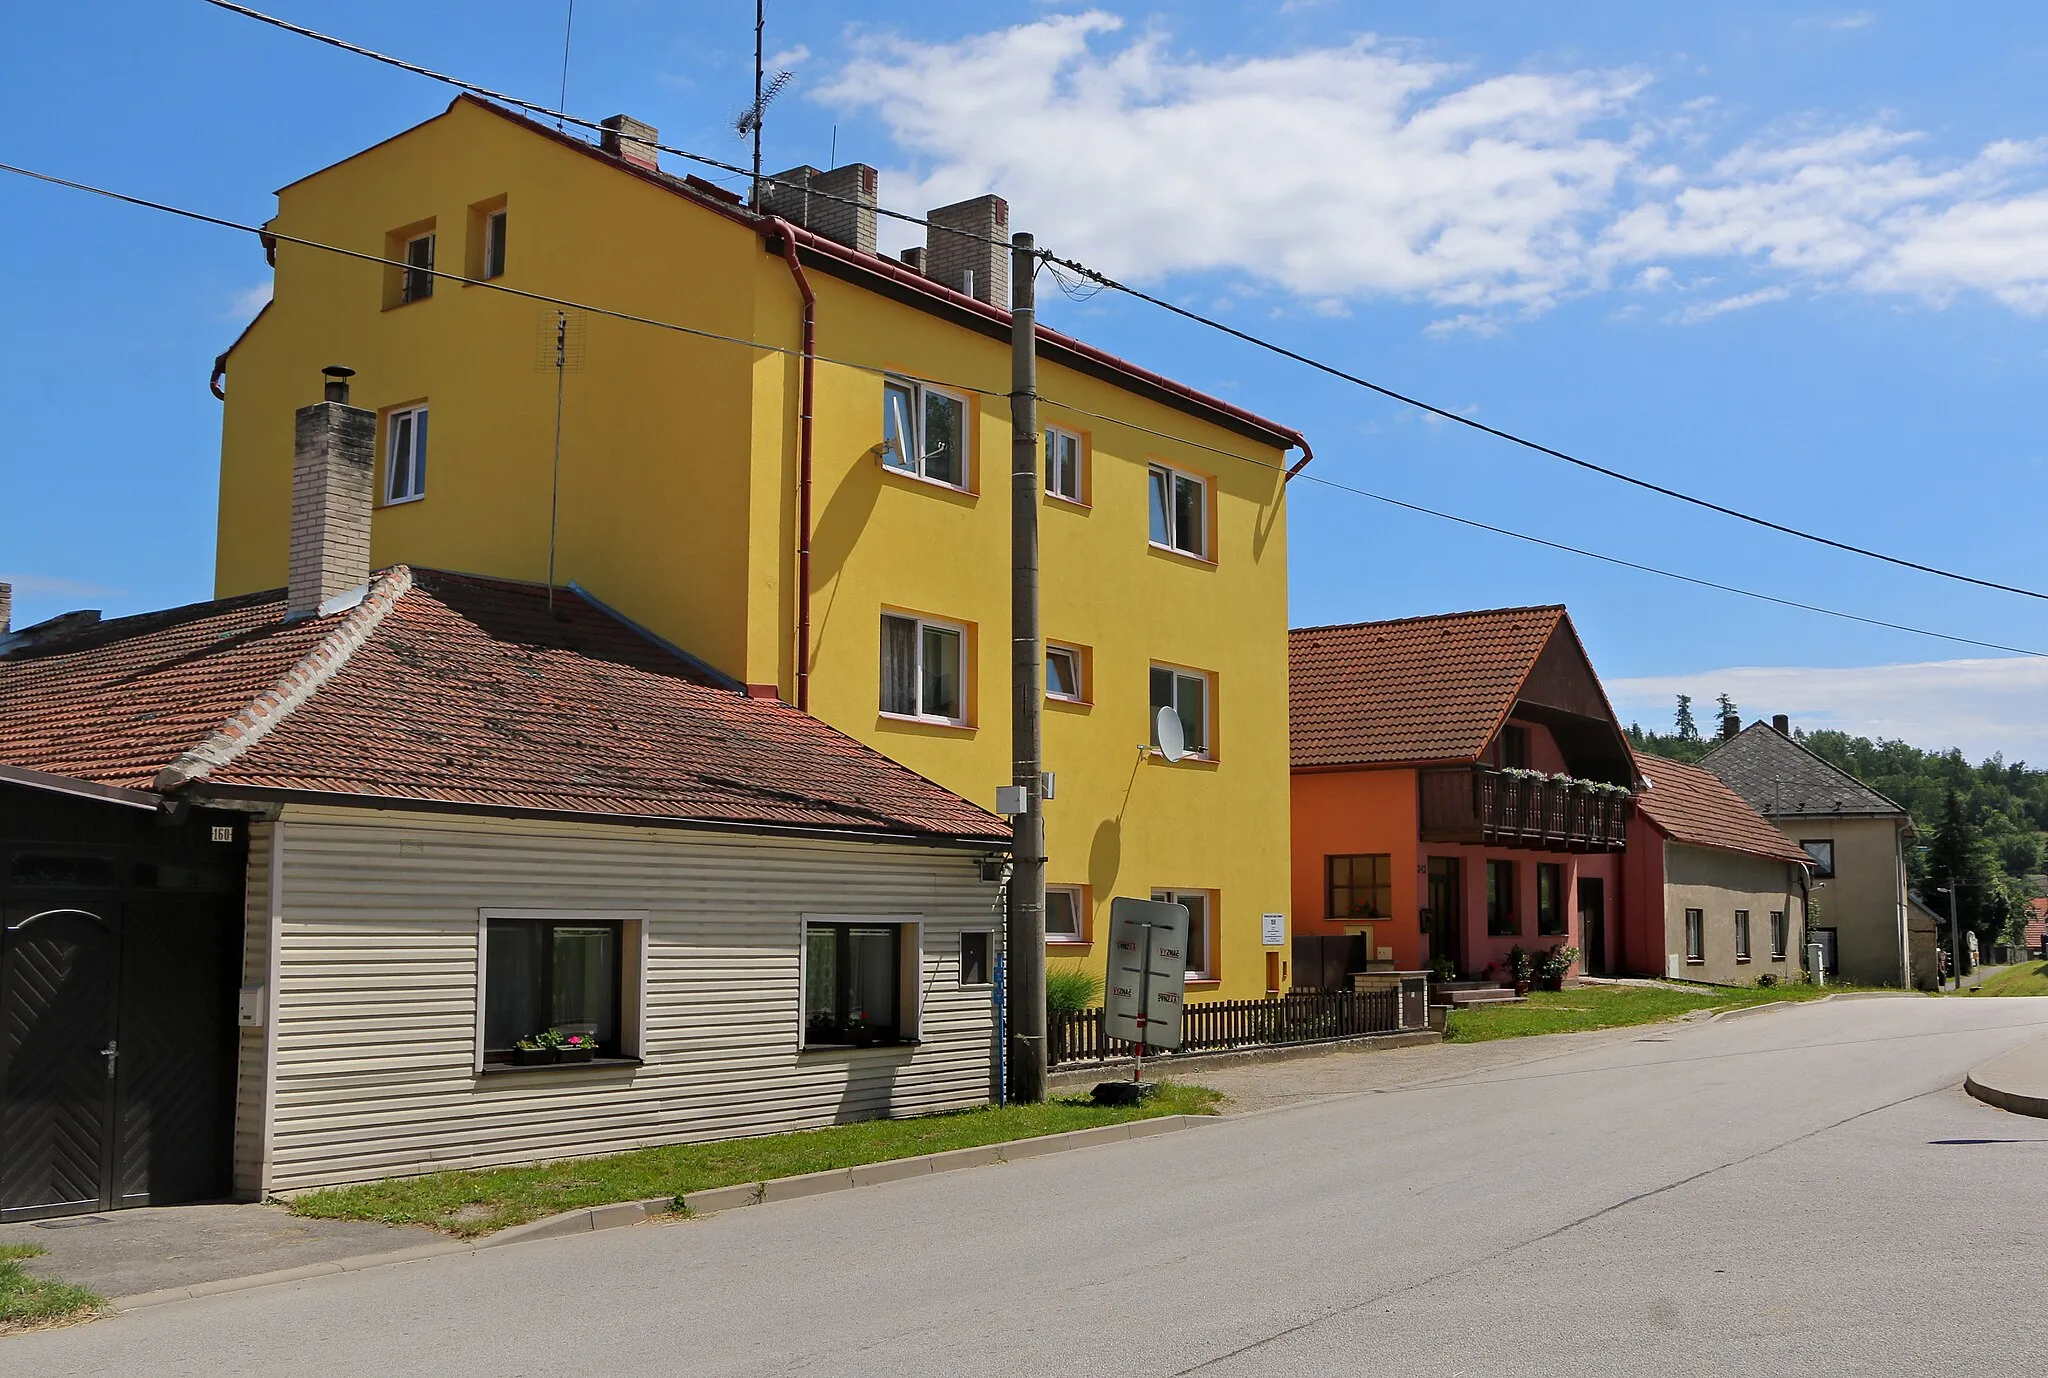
[737,0,794,208]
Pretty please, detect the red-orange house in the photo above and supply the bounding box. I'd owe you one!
[1289,607,1637,982]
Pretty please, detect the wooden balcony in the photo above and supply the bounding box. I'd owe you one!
[1419,765,1631,853]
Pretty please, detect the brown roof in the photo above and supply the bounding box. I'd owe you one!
[1289,606,1574,769]
[0,568,1007,846]
[1630,750,1811,864]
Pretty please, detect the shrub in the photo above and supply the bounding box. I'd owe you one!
[1046,961,1102,1013]
[1756,972,1778,988]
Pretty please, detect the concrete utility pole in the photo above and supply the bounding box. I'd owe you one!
[1944,881,1964,992]
[1007,231,1048,1103]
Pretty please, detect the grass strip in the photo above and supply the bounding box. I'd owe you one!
[1962,961,2048,997]
[1444,980,1896,1043]
[0,1243,102,1335]
[293,1082,1222,1238]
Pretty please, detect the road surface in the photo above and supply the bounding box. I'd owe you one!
[14,997,2048,1376]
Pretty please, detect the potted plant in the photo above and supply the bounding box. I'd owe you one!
[1537,944,1579,991]
[514,1029,563,1066]
[1427,954,1457,986]
[1505,945,1534,994]
[557,1030,597,1064]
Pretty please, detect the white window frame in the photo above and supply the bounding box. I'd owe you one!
[1147,462,1209,559]
[1150,663,1213,760]
[1735,909,1752,962]
[386,405,429,504]
[1046,884,1087,945]
[881,376,971,490]
[798,913,923,1050]
[1770,909,1789,960]
[1045,425,1084,504]
[1799,839,1835,878]
[1152,888,1215,981]
[1045,644,1086,704]
[1684,908,1705,964]
[879,611,969,725]
[473,908,648,1075]
[958,930,994,988]
[402,231,436,303]
[483,209,508,280]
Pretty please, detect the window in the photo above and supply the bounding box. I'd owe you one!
[483,209,508,279]
[1735,910,1752,961]
[880,613,965,723]
[1326,854,1392,921]
[882,378,967,488]
[1149,665,1211,759]
[1770,910,1789,960]
[482,916,625,1063]
[1536,863,1565,936]
[1147,463,1208,558]
[1486,860,1519,937]
[1046,885,1086,943]
[1152,889,1213,980]
[959,931,992,987]
[803,920,914,1047]
[1800,840,1835,878]
[1685,908,1705,963]
[1499,725,1530,770]
[1046,426,1083,503]
[386,406,428,503]
[1045,645,1085,703]
[402,232,435,303]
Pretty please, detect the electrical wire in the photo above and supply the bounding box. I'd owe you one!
[1041,251,2048,605]
[201,0,1020,254]
[5,156,2035,662]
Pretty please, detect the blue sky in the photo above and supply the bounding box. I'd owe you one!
[4,3,2046,756]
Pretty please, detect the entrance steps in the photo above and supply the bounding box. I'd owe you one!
[1435,981,1526,1007]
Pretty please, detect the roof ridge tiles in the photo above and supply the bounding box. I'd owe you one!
[1289,605,1566,637]
[152,566,415,792]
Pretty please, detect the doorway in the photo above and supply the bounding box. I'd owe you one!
[1578,877,1607,976]
[1426,857,1463,975]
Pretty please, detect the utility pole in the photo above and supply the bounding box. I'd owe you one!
[749,0,765,208]
[1944,880,1965,992]
[1007,231,1047,1103]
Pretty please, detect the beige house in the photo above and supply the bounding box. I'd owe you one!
[1623,752,1812,985]
[1702,719,1915,986]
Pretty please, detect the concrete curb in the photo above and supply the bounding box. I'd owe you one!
[108,1115,1209,1314]
[1709,991,1922,1022]
[1964,1035,2048,1119]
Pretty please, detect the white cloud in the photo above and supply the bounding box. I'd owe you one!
[1608,656,2048,763]
[225,283,272,321]
[1674,284,1791,323]
[817,13,2048,325]
[1800,12,1876,30]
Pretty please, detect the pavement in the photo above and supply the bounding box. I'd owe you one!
[1965,1031,2048,1117]
[10,995,2048,1376]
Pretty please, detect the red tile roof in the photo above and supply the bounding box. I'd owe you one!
[0,568,1008,845]
[1288,606,1569,769]
[1630,750,1812,865]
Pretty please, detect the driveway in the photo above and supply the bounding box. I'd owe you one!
[11,997,2048,1376]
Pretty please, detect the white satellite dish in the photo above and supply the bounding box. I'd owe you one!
[1154,706,1187,763]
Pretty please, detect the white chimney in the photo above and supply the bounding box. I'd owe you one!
[287,366,376,619]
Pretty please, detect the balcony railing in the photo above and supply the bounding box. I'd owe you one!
[1419,765,1631,853]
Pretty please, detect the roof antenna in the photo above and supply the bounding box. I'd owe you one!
[555,1,576,132]
[736,0,793,207]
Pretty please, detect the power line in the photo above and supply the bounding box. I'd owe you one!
[200,1,1019,254]
[5,157,2034,663]
[1040,251,2048,606]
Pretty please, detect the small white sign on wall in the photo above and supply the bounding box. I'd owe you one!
[1261,912,1285,946]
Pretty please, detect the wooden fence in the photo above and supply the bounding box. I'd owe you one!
[1048,987,1402,1067]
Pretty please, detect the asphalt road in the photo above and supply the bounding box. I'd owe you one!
[15,997,2048,1377]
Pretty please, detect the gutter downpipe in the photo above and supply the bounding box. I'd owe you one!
[769,218,817,712]
[1283,436,1315,481]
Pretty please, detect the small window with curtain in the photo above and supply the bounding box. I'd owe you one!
[880,612,967,724]
[1046,885,1086,943]
[1046,425,1084,503]
[1685,908,1705,963]
[1486,860,1519,936]
[386,405,428,504]
[482,915,626,1065]
[1149,664,1211,759]
[1735,910,1752,961]
[881,377,968,489]
[1536,863,1565,935]
[1770,910,1789,960]
[1326,854,1392,920]
[1152,889,1213,980]
[1147,462,1208,558]
[804,919,915,1047]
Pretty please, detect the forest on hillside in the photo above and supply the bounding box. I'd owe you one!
[1629,695,2048,947]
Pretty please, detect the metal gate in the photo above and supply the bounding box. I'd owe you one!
[0,783,244,1222]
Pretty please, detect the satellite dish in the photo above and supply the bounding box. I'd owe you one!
[1154,706,1187,763]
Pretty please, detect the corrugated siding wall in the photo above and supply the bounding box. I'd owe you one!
[262,806,1001,1194]
[232,820,274,1199]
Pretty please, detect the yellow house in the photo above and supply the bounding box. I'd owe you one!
[213,95,1308,1003]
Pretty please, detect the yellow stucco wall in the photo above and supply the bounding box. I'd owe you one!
[215,98,1296,1001]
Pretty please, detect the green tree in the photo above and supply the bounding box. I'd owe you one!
[1924,786,2007,955]
[1715,692,1740,732]
[1675,694,1698,743]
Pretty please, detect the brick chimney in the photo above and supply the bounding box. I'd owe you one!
[924,195,1008,305]
[288,367,376,620]
[760,164,878,253]
[1773,714,1790,735]
[600,115,660,172]
[899,246,925,274]
[1720,712,1741,740]
[0,582,9,636]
